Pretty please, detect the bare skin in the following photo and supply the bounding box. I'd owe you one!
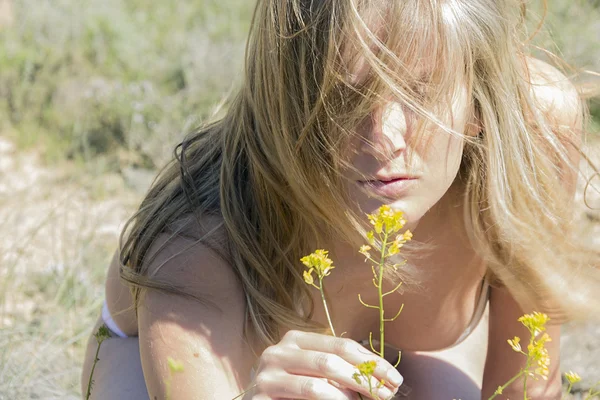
[81,57,579,399]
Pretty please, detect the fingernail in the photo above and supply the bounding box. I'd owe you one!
[387,370,403,387]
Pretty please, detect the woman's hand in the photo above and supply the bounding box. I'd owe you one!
[247,330,404,399]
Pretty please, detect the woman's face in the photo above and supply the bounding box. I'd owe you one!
[346,81,474,229]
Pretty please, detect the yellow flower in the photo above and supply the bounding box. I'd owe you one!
[366,231,375,244]
[303,269,314,285]
[388,240,400,255]
[507,336,521,352]
[494,386,503,395]
[356,360,377,376]
[565,371,582,384]
[527,335,551,380]
[402,230,413,241]
[300,249,335,279]
[518,312,549,336]
[537,333,552,345]
[367,205,406,235]
[352,360,378,388]
[359,245,372,259]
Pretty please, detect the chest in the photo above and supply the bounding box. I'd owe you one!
[306,239,487,352]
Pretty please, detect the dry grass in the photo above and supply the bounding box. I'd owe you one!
[0,137,139,399]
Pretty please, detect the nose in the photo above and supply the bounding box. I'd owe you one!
[360,102,408,159]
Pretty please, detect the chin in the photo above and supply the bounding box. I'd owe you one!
[354,194,427,232]
[389,198,428,231]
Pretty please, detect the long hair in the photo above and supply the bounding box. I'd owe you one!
[119,0,600,348]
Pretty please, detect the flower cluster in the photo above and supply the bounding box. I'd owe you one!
[352,360,386,399]
[361,206,412,260]
[518,311,549,337]
[517,312,552,380]
[367,205,407,235]
[565,371,582,385]
[527,332,552,379]
[300,249,337,336]
[505,312,552,381]
[301,249,335,287]
[354,360,377,381]
[491,312,553,399]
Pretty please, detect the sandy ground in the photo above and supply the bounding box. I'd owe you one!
[0,134,598,398]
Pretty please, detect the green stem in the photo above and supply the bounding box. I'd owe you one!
[378,233,388,358]
[523,333,536,400]
[319,278,336,337]
[85,337,106,400]
[584,385,600,400]
[586,391,600,399]
[566,382,573,396]
[487,370,525,400]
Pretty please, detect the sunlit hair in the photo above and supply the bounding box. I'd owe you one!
[119,0,600,347]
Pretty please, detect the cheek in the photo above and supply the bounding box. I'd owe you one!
[425,90,471,166]
[423,135,464,177]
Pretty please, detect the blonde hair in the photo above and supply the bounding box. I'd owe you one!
[119,0,600,347]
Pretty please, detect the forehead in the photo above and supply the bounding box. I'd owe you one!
[341,1,466,87]
[346,57,433,88]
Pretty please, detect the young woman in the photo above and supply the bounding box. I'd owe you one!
[81,0,600,399]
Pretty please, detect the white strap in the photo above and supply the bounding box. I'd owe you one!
[101,301,129,338]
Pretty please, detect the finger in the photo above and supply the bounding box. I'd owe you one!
[253,397,286,400]
[281,331,404,388]
[271,348,397,400]
[254,372,354,400]
[339,390,362,400]
[329,380,378,400]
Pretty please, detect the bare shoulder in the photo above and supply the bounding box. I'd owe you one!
[524,56,583,130]
[137,215,255,398]
[141,213,240,307]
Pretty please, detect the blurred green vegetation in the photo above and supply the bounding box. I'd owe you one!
[527,0,600,132]
[0,0,598,171]
[0,0,253,170]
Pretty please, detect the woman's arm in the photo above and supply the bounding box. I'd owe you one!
[137,234,256,399]
[482,57,584,400]
[481,285,562,399]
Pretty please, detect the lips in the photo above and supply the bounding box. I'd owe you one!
[357,176,418,198]
[367,175,419,182]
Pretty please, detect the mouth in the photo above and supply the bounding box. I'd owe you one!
[357,177,418,198]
